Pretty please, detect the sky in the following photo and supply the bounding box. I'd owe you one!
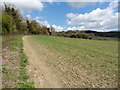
[1,0,119,32]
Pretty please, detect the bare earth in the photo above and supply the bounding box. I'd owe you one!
[23,36,118,88]
[23,36,63,88]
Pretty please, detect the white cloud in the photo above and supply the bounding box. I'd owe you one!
[35,16,44,20]
[67,0,118,9]
[67,26,85,31]
[68,2,93,8]
[66,13,79,18]
[52,24,64,31]
[67,0,108,8]
[1,0,44,13]
[38,20,50,28]
[46,0,54,2]
[46,0,54,4]
[66,0,118,31]
[109,0,119,9]
[26,14,31,19]
[37,20,64,31]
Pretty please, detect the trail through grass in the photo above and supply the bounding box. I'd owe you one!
[25,35,118,88]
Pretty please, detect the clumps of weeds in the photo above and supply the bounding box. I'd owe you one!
[17,40,35,88]
[2,68,8,74]
[15,82,35,88]
[19,48,28,81]
[2,36,35,88]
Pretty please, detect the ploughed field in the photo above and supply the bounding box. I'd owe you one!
[23,35,118,88]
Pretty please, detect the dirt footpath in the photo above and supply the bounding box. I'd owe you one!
[23,36,118,88]
[23,36,62,88]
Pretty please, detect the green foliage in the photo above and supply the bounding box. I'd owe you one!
[2,68,9,74]
[41,26,50,35]
[2,36,35,88]
[28,20,40,34]
[19,50,28,67]
[2,3,51,35]
[16,82,35,88]
[2,13,14,34]
[19,68,29,80]
[77,33,92,39]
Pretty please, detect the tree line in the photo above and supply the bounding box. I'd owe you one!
[2,3,55,35]
[54,30,119,40]
[2,3,119,40]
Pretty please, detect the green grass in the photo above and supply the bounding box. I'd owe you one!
[2,35,34,88]
[31,35,118,59]
[29,35,118,83]
[19,49,29,81]
[15,82,35,88]
[3,35,117,87]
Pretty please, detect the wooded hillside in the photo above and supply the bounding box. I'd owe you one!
[2,3,52,35]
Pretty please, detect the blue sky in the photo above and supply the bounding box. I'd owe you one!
[23,2,110,27]
[2,0,119,32]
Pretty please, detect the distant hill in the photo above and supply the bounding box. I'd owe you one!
[54,30,120,40]
[84,30,120,38]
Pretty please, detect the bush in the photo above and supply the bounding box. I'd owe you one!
[77,33,92,39]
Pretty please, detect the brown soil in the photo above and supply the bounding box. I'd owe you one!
[23,36,118,88]
[23,36,62,88]
[2,36,20,88]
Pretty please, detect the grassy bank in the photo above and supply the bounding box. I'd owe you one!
[2,35,34,88]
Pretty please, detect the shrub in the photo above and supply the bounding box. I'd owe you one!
[78,33,92,39]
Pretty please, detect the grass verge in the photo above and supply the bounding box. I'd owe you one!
[2,35,34,88]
